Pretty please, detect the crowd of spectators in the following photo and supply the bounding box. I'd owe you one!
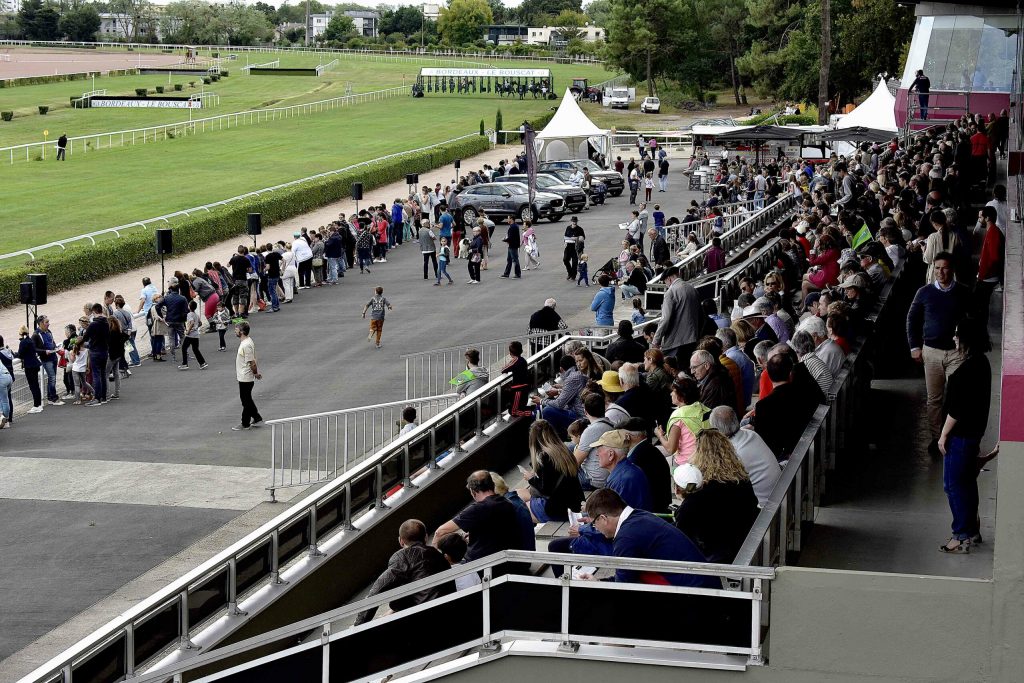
[350,114,1006,622]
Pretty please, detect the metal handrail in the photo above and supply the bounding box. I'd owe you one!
[266,392,462,499]
[0,130,489,265]
[13,329,581,683]
[0,84,410,165]
[734,261,906,567]
[125,550,772,683]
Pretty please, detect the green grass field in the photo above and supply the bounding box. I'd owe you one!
[0,58,612,258]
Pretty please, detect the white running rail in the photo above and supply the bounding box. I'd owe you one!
[0,130,488,264]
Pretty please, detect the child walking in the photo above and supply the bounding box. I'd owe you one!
[70,338,93,404]
[211,301,232,351]
[362,286,394,349]
[435,237,454,285]
[178,300,208,370]
[644,172,654,201]
[576,254,590,286]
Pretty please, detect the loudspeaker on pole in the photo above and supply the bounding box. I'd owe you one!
[454,159,461,169]
[405,173,418,186]
[155,228,173,255]
[247,213,262,236]
[19,282,33,305]
[28,273,47,305]
[351,183,363,201]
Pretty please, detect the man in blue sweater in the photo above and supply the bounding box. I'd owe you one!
[591,429,652,511]
[906,252,971,454]
[585,488,718,588]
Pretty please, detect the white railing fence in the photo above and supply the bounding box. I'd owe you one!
[0,83,409,165]
[266,393,461,499]
[0,129,489,265]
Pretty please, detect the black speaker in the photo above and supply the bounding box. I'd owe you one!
[351,183,363,201]
[19,282,33,305]
[155,228,173,255]
[405,173,418,185]
[454,159,461,169]
[28,273,47,305]
[247,213,262,236]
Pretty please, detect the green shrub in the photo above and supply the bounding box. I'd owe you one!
[38,106,48,115]
[211,74,220,82]
[202,77,212,84]
[189,81,196,88]
[495,108,503,143]
[220,70,229,77]
[155,85,164,93]
[135,88,147,97]
[1,112,12,121]
[0,135,491,308]
[211,52,219,58]
[479,119,485,136]
[174,83,183,91]
[705,93,718,105]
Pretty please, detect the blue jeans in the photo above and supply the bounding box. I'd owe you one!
[151,335,165,357]
[620,284,641,299]
[41,358,59,401]
[267,277,281,310]
[327,257,342,283]
[127,331,141,365]
[90,351,108,402]
[918,93,929,120]
[436,260,453,283]
[943,436,981,540]
[357,247,373,271]
[754,190,765,209]
[502,247,521,277]
[541,404,580,437]
[0,370,11,419]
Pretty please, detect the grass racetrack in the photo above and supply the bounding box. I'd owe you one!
[0,53,612,258]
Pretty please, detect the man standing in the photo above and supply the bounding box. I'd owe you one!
[653,266,702,364]
[292,232,314,289]
[648,228,669,266]
[56,133,68,161]
[136,276,158,317]
[657,155,669,192]
[228,246,252,320]
[264,246,283,311]
[32,316,64,405]
[232,322,263,431]
[910,69,930,120]
[907,252,971,455]
[499,217,522,279]
[81,304,109,405]
[562,217,585,280]
[161,278,188,361]
[418,219,438,280]
[323,228,344,284]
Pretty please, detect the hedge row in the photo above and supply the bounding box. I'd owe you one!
[0,68,138,89]
[0,135,491,308]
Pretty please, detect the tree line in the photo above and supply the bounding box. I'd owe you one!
[603,0,914,121]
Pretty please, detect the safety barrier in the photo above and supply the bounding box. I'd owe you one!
[119,551,772,682]
[266,393,461,500]
[0,84,409,166]
[735,262,907,569]
[645,195,798,311]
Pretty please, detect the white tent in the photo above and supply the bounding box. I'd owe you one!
[836,78,898,133]
[535,89,611,161]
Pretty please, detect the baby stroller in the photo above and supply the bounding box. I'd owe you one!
[592,257,620,284]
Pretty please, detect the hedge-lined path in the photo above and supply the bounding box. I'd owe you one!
[0,141,700,677]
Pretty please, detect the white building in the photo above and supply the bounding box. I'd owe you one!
[98,11,162,41]
[0,0,21,14]
[309,10,379,40]
[527,25,605,47]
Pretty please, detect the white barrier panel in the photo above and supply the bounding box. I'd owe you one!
[90,98,201,108]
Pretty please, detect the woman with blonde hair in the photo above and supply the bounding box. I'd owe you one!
[516,419,584,523]
[673,429,759,562]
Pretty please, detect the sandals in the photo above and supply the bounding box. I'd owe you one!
[939,538,971,554]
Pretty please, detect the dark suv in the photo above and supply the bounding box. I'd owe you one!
[450,182,565,226]
[504,174,589,213]
[535,168,607,206]
[538,159,625,197]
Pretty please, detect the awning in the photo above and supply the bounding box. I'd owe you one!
[715,125,807,141]
[819,126,896,143]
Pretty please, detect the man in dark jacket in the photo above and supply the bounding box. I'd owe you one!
[752,353,819,460]
[621,418,672,513]
[500,217,522,279]
[648,228,670,267]
[161,278,189,360]
[82,304,110,404]
[354,519,455,625]
[690,349,737,410]
[606,320,646,365]
[324,228,344,283]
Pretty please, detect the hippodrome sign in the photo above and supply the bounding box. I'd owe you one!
[419,68,551,78]
[90,99,202,109]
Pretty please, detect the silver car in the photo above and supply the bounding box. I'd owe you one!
[451,182,565,226]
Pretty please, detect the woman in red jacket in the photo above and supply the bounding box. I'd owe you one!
[975,205,1004,316]
[800,234,841,303]
[375,211,389,263]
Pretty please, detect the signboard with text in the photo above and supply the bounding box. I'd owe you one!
[89,98,202,109]
[419,68,550,78]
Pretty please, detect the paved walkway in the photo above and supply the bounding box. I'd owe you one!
[0,142,701,676]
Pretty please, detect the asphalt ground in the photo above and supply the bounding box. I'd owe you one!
[0,143,702,674]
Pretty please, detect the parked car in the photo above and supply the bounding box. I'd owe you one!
[450,182,565,226]
[608,87,630,109]
[640,96,661,113]
[538,159,625,197]
[504,174,589,213]
[534,169,607,207]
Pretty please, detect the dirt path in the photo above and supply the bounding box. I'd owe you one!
[0,48,184,80]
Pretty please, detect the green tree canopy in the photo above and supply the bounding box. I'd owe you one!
[437,0,492,46]
[322,13,355,42]
[58,4,101,41]
[379,5,424,36]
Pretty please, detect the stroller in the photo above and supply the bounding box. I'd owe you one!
[591,257,620,284]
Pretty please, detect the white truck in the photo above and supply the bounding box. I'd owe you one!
[607,87,631,109]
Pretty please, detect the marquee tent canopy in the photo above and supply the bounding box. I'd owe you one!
[835,78,898,134]
[535,88,610,161]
